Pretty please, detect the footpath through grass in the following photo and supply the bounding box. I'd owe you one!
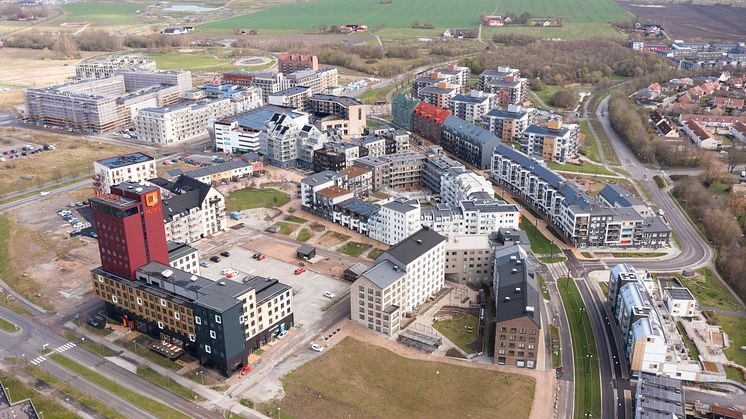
[520,218,562,255]
[50,354,190,419]
[558,277,601,419]
[226,187,289,211]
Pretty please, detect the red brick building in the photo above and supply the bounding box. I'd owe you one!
[412,102,451,144]
[221,71,255,87]
[277,54,319,75]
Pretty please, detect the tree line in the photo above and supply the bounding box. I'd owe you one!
[0,4,49,20]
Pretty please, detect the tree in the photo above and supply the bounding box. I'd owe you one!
[727,146,746,173]
[701,153,728,186]
[549,90,576,108]
[319,23,329,33]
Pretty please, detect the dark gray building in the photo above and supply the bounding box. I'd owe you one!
[440,116,501,169]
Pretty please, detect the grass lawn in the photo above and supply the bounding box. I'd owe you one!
[358,84,398,104]
[182,367,222,386]
[26,366,128,419]
[226,187,288,211]
[547,161,616,176]
[539,255,567,264]
[520,218,562,255]
[726,366,745,383]
[284,215,308,224]
[676,322,700,361]
[50,354,190,419]
[677,268,743,311]
[63,330,117,357]
[137,367,205,401]
[483,22,625,41]
[549,325,561,369]
[60,2,140,26]
[0,315,18,332]
[433,314,479,354]
[296,228,312,242]
[0,370,77,419]
[579,121,601,163]
[537,274,550,301]
[534,85,567,106]
[272,221,298,235]
[265,337,535,418]
[336,241,372,257]
[148,53,241,73]
[599,281,609,298]
[713,313,746,368]
[558,277,601,419]
[367,248,385,260]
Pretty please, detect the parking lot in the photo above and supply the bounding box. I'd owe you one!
[199,246,349,326]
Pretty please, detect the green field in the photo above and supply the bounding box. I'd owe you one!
[0,369,77,419]
[149,53,241,72]
[520,218,562,256]
[677,269,743,311]
[61,2,140,26]
[433,313,479,354]
[496,0,630,23]
[296,228,312,242]
[226,187,289,211]
[558,277,601,419]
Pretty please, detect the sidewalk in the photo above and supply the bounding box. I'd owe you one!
[66,322,267,419]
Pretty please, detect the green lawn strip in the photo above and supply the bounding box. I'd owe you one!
[63,330,118,357]
[0,178,86,206]
[0,370,76,419]
[536,274,550,301]
[149,53,240,72]
[520,218,562,255]
[579,121,601,163]
[322,231,350,242]
[725,366,745,383]
[137,367,205,402]
[82,323,114,336]
[676,269,743,311]
[26,365,128,419]
[433,314,479,354]
[114,339,182,371]
[226,187,289,211]
[272,221,298,235]
[557,277,601,419]
[0,315,19,332]
[539,255,567,264]
[296,228,312,242]
[284,215,308,224]
[676,322,700,360]
[49,354,190,419]
[182,367,222,386]
[549,324,561,369]
[367,248,385,260]
[547,161,616,176]
[336,241,372,257]
[598,282,609,298]
[713,313,746,368]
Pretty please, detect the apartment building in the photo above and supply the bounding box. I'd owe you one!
[440,116,501,169]
[119,70,192,93]
[662,283,698,318]
[491,144,671,248]
[682,119,721,149]
[412,73,447,98]
[412,101,452,144]
[0,382,39,419]
[167,242,200,276]
[392,93,421,131]
[350,135,387,157]
[482,105,536,142]
[420,200,520,237]
[493,245,540,368]
[76,56,156,80]
[93,152,157,194]
[300,170,345,208]
[634,373,685,419]
[181,160,256,186]
[354,152,426,191]
[277,53,318,75]
[221,71,257,87]
[261,112,329,168]
[412,65,469,97]
[312,141,363,171]
[307,94,366,138]
[213,105,307,154]
[340,166,373,196]
[445,235,495,285]
[351,228,446,335]
[368,198,422,245]
[135,98,232,144]
[520,120,580,163]
[439,168,494,207]
[89,183,293,376]
[450,91,495,124]
[422,154,464,193]
[418,83,459,109]
[267,86,310,110]
[479,67,528,106]
[148,175,227,244]
[248,72,291,102]
[285,68,338,95]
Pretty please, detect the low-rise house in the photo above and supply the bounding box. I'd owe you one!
[729,121,746,144]
[682,120,721,149]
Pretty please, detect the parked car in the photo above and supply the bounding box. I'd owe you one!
[310,343,324,352]
[294,267,306,275]
[87,316,105,328]
[323,291,335,299]
[257,254,266,261]
[220,251,231,257]
[276,330,288,339]
[240,365,251,376]
[199,261,209,268]
[88,231,98,238]
[210,256,221,263]
[220,268,233,275]
[252,253,259,259]
[39,191,49,196]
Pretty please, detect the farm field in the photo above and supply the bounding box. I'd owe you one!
[149,53,241,72]
[262,337,535,418]
[496,0,631,23]
[483,22,625,40]
[619,1,746,41]
[58,2,141,26]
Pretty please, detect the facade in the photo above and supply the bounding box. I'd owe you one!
[444,234,495,285]
[312,141,363,172]
[418,83,459,109]
[482,105,536,142]
[634,373,685,419]
[76,56,156,80]
[391,93,421,131]
[420,200,520,237]
[479,67,528,106]
[285,68,338,96]
[439,168,494,207]
[412,101,451,144]
[267,86,310,110]
[450,91,495,124]
[149,175,227,244]
[422,154,464,193]
[182,160,255,185]
[277,53,319,75]
[729,121,746,143]
[440,116,501,169]
[261,112,328,168]
[243,72,290,102]
[368,198,422,245]
[491,145,671,248]
[93,152,157,194]
[354,152,426,191]
[167,242,200,275]
[493,245,540,368]
[119,70,192,93]
[662,286,698,318]
[351,228,446,335]
[520,120,580,163]
[682,120,721,149]
[213,105,307,154]
[307,94,366,138]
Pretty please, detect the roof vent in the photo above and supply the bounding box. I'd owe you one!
[525,306,535,314]
[416,239,422,244]
[512,268,517,273]
[504,296,511,302]
[135,187,143,193]
[514,287,521,293]
[190,275,197,282]
[510,255,517,261]
[393,265,400,272]
[161,269,173,278]
[128,185,134,190]
[218,281,226,286]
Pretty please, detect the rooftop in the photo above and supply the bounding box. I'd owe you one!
[183,160,251,179]
[270,86,310,97]
[96,152,154,169]
[317,185,352,199]
[309,94,362,107]
[340,165,371,178]
[484,107,531,119]
[383,227,445,266]
[600,184,643,208]
[362,259,405,290]
[665,287,695,301]
[523,123,573,138]
[441,115,500,147]
[494,246,540,326]
[302,170,344,186]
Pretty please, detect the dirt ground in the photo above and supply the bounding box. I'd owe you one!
[0,48,98,87]
[620,2,746,41]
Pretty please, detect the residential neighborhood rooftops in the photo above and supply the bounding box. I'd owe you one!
[270,86,310,96]
[442,115,499,146]
[340,165,371,178]
[523,123,573,138]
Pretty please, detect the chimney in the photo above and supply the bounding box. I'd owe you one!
[514,287,521,293]
[525,306,535,314]
[504,296,511,302]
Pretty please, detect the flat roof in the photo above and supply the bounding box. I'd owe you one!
[361,259,405,289]
[183,160,250,179]
[317,185,352,198]
[666,287,695,300]
[384,228,445,266]
[96,152,154,169]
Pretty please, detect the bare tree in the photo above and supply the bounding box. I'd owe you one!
[726,145,746,173]
[701,153,728,186]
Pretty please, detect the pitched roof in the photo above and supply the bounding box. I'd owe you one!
[381,227,445,266]
[361,259,405,289]
[494,246,540,326]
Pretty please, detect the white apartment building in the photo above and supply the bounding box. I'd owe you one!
[119,70,193,93]
[93,152,157,193]
[250,72,290,102]
[444,234,495,284]
[351,228,446,336]
[167,242,201,276]
[450,91,495,124]
[76,56,156,80]
[260,112,328,168]
[300,170,346,209]
[663,287,698,318]
[440,168,495,207]
[368,198,422,246]
[150,175,228,244]
[213,105,308,154]
[135,98,233,144]
[420,200,520,236]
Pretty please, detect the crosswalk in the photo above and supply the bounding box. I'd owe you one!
[30,355,46,365]
[55,342,76,353]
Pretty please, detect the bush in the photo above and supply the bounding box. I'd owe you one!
[549,90,576,108]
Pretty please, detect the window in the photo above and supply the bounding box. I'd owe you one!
[98,276,104,283]
[205,345,212,354]
[157,321,164,329]
[210,330,216,339]
[195,316,202,325]
[174,312,180,320]
[215,315,222,324]
[111,296,118,303]
[189,334,195,342]
[136,297,142,305]
[160,299,167,307]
